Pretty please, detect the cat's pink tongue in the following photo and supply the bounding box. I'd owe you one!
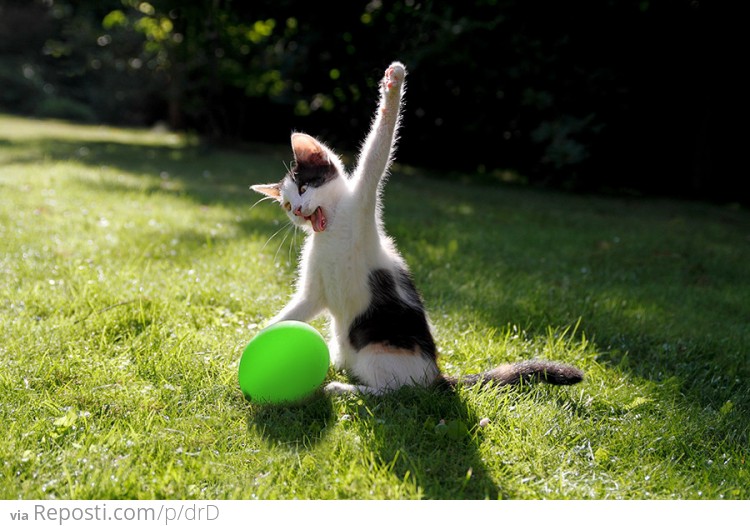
[306,207,327,232]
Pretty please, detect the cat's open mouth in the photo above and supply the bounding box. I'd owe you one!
[305,207,327,232]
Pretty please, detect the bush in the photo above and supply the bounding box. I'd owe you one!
[0,61,42,115]
[34,97,98,123]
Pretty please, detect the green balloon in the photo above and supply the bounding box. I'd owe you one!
[238,321,330,404]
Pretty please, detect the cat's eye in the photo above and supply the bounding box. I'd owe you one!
[283,202,292,212]
[299,184,308,195]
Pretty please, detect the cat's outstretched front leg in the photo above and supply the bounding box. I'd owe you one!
[353,62,406,217]
[267,272,324,326]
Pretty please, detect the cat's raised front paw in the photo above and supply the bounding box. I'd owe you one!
[383,62,406,92]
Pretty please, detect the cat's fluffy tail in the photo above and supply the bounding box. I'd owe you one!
[439,360,584,389]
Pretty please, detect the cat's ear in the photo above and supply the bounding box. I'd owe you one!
[291,133,331,167]
[251,183,281,200]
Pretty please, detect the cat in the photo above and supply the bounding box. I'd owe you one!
[251,62,583,395]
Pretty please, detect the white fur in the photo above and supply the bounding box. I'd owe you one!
[259,63,438,394]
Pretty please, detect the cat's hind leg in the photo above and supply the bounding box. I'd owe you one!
[324,381,382,396]
[324,344,440,397]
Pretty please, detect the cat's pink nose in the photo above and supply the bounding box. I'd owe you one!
[293,206,304,217]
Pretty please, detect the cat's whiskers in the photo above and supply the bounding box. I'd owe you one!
[288,224,300,263]
[251,178,302,264]
[279,224,305,266]
[266,223,304,267]
[261,222,291,252]
[273,224,294,264]
[248,194,277,212]
[281,159,294,176]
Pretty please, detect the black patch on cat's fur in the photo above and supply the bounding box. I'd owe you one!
[289,161,338,191]
[348,268,437,359]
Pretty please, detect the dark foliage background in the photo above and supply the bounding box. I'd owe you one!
[0,0,738,202]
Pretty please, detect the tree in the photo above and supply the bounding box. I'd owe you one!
[0,0,735,202]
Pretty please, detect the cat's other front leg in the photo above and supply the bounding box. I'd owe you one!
[268,295,322,326]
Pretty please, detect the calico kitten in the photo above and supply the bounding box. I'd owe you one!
[252,62,583,395]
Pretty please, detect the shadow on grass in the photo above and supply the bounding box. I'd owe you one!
[353,387,501,499]
[244,392,335,448]
[5,136,287,207]
[242,384,502,499]
[10,136,303,249]
[385,176,750,406]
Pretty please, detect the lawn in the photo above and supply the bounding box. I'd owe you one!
[1,114,748,499]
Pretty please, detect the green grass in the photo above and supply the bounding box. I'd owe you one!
[1,113,748,499]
